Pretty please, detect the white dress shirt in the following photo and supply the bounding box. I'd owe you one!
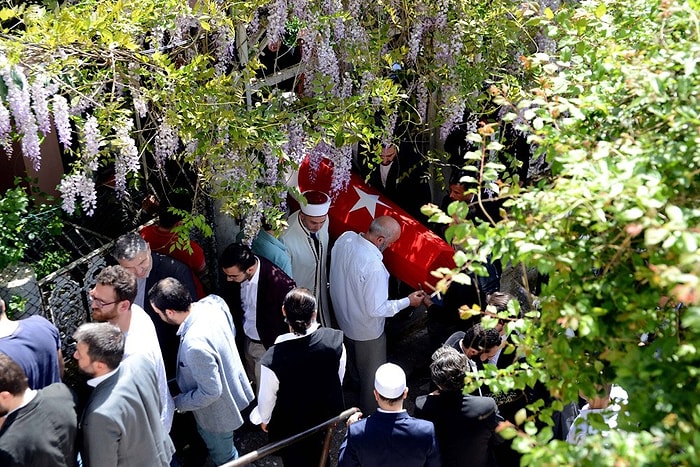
[330,231,409,341]
[250,323,347,425]
[124,305,175,432]
[241,258,261,340]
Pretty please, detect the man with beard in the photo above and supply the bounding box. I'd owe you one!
[330,216,425,413]
[112,232,198,378]
[73,323,175,466]
[149,278,254,466]
[88,265,173,433]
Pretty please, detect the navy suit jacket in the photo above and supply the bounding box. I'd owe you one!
[339,410,441,467]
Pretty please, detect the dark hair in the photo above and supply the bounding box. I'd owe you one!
[0,354,29,395]
[449,169,477,191]
[481,328,501,350]
[158,191,192,229]
[486,292,513,312]
[148,277,192,313]
[376,392,404,404]
[95,265,137,304]
[113,232,149,261]
[462,324,500,353]
[430,346,468,392]
[220,243,256,271]
[283,288,317,335]
[73,323,125,370]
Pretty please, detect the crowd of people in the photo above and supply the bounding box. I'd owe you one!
[0,175,626,467]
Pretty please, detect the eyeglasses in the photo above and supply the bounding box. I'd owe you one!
[90,295,119,308]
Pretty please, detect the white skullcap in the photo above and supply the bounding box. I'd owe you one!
[300,190,331,217]
[374,363,406,399]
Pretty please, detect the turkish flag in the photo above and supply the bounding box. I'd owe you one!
[297,156,455,289]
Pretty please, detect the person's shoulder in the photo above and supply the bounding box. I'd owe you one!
[347,415,369,435]
[262,257,295,285]
[405,413,437,433]
[195,294,228,310]
[41,381,74,399]
[338,230,358,243]
[22,314,56,329]
[20,315,60,342]
[150,252,190,274]
[315,327,345,346]
[464,394,499,415]
[317,326,343,338]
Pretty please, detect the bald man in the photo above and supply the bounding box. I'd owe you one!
[330,216,425,413]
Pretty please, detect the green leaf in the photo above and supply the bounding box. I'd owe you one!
[594,3,606,18]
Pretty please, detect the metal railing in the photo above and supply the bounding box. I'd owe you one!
[221,407,360,467]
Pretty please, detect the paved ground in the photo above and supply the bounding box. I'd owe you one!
[234,306,434,467]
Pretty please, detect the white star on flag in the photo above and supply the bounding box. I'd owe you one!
[348,186,390,218]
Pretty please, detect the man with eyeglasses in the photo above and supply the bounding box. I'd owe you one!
[112,233,207,466]
[112,232,198,379]
[89,265,174,434]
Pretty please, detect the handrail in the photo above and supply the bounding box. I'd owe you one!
[220,407,360,467]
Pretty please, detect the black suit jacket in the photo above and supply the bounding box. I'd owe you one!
[227,256,296,349]
[363,143,431,223]
[415,392,502,467]
[145,252,199,378]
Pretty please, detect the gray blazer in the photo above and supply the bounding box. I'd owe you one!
[81,355,175,467]
[175,294,255,432]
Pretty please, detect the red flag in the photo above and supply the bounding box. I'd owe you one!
[297,156,455,289]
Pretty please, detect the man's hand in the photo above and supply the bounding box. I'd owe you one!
[408,290,426,308]
[261,422,268,433]
[346,411,363,427]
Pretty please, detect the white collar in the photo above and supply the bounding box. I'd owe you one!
[274,322,321,344]
[6,389,37,417]
[87,367,119,388]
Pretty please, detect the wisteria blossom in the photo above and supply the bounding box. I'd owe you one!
[247,8,261,36]
[83,115,102,166]
[263,144,278,186]
[242,203,263,243]
[316,31,340,90]
[154,119,179,169]
[439,85,467,140]
[281,119,306,165]
[0,101,12,154]
[58,172,97,216]
[291,0,309,20]
[113,118,140,195]
[0,64,41,170]
[31,74,52,136]
[382,112,398,146]
[407,19,426,64]
[415,78,429,124]
[330,145,352,195]
[52,94,72,148]
[266,0,288,46]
